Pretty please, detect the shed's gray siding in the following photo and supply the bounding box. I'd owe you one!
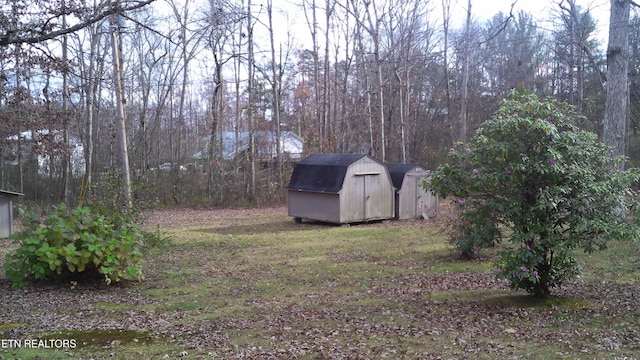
[0,190,23,238]
[287,153,394,224]
[287,191,341,223]
[388,164,438,220]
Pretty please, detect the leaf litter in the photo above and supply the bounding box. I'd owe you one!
[0,207,638,359]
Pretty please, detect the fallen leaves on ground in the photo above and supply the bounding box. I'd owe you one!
[0,207,638,359]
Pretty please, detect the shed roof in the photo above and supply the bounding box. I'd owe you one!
[387,164,422,190]
[0,190,24,197]
[287,153,368,193]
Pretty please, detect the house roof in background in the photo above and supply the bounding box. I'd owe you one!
[6,129,82,144]
[193,131,303,160]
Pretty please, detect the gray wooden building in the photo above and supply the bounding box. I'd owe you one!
[387,164,438,220]
[0,190,23,238]
[287,153,395,224]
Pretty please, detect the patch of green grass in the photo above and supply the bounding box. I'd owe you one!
[0,330,180,360]
[429,289,510,302]
[163,268,197,280]
[47,329,156,347]
[168,300,202,311]
[0,323,28,330]
[484,294,591,309]
[578,241,640,283]
[0,347,74,360]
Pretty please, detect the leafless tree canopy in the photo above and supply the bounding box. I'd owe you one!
[0,0,639,207]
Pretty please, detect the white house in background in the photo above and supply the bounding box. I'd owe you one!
[6,130,86,177]
[254,131,304,160]
[193,131,304,162]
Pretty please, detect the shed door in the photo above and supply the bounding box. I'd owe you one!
[408,173,436,218]
[406,174,419,218]
[354,172,382,220]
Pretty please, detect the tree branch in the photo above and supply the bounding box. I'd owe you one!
[0,0,156,47]
[479,1,516,45]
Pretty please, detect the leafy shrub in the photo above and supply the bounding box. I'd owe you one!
[424,88,640,297]
[435,201,479,259]
[87,171,145,226]
[3,204,144,290]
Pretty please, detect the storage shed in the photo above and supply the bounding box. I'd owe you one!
[0,190,23,238]
[287,153,395,224]
[387,164,438,220]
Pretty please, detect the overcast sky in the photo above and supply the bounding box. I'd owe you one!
[272,0,614,53]
[446,0,612,44]
[461,0,610,23]
[157,0,619,82]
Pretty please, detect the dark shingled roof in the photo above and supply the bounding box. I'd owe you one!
[386,164,420,190]
[0,190,24,197]
[287,153,368,193]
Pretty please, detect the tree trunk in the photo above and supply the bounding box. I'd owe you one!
[266,0,284,200]
[111,12,133,209]
[80,29,101,205]
[323,0,333,150]
[61,4,70,204]
[533,263,551,298]
[603,0,630,169]
[247,0,256,197]
[364,2,385,161]
[442,0,453,142]
[459,0,471,143]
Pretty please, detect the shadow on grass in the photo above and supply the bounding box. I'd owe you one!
[483,294,591,308]
[189,218,385,235]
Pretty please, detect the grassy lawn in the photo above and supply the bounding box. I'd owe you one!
[1,207,639,359]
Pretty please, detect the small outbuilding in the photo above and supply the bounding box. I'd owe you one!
[387,164,438,220]
[287,153,395,224]
[0,190,23,238]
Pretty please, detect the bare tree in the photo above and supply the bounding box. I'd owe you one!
[441,0,453,143]
[266,0,284,197]
[110,9,133,208]
[551,0,601,114]
[458,0,472,143]
[363,0,387,161]
[301,0,321,148]
[61,2,71,203]
[603,0,631,168]
[78,28,99,203]
[166,0,206,203]
[0,0,156,46]
[247,0,256,196]
[202,0,240,201]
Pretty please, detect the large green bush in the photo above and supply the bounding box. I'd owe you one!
[424,88,640,297]
[4,204,144,290]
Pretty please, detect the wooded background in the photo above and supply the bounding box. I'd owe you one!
[0,0,638,208]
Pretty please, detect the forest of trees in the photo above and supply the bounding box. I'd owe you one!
[0,0,639,208]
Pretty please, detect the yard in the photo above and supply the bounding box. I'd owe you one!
[1,206,639,359]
